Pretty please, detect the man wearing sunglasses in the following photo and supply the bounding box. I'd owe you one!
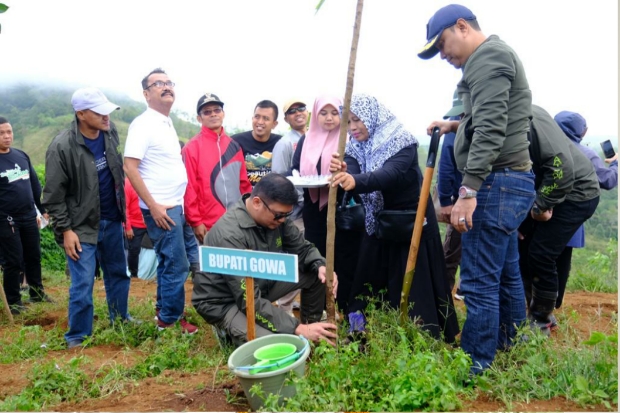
[192,173,338,347]
[182,93,252,245]
[124,68,198,335]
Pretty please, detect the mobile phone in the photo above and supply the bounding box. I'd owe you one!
[600,140,616,159]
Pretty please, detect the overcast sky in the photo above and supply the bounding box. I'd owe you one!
[0,0,617,141]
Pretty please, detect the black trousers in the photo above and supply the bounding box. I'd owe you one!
[126,227,147,277]
[0,212,44,305]
[519,196,599,300]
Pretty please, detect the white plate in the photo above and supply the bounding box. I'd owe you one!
[287,176,330,188]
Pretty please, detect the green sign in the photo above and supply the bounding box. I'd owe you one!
[199,246,299,283]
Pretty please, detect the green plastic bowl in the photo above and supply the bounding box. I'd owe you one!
[253,342,297,362]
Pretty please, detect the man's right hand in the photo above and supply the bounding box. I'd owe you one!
[440,205,453,224]
[193,224,207,245]
[295,322,338,347]
[125,227,134,240]
[426,120,459,137]
[63,230,82,261]
[149,203,176,230]
[605,153,618,163]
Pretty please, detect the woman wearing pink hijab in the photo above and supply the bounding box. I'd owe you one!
[291,95,361,312]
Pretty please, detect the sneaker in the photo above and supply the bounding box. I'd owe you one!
[67,340,84,349]
[549,314,558,330]
[123,315,143,325]
[528,314,552,337]
[10,302,27,315]
[157,317,198,335]
[292,300,301,310]
[454,289,464,301]
[211,325,233,349]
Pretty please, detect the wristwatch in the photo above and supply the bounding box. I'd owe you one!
[458,186,477,199]
[531,202,547,215]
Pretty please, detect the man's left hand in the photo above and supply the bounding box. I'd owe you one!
[531,208,553,221]
[318,266,338,298]
[451,197,476,233]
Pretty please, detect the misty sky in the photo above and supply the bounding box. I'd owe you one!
[0,0,617,142]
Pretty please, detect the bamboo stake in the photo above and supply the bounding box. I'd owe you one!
[323,0,365,324]
[246,276,255,341]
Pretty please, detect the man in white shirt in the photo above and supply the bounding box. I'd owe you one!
[123,68,197,335]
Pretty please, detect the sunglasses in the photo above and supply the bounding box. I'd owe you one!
[286,106,307,115]
[201,108,223,116]
[259,197,294,220]
[145,81,175,90]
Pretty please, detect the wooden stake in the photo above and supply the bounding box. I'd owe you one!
[0,273,14,324]
[246,276,255,341]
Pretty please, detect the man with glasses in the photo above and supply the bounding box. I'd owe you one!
[231,100,282,187]
[43,88,131,348]
[192,173,338,347]
[124,68,198,335]
[182,93,252,245]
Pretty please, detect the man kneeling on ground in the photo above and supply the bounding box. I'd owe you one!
[192,173,338,347]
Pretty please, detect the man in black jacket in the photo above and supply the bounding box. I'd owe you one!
[518,105,600,336]
[43,88,131,349]
[0,116,51,314]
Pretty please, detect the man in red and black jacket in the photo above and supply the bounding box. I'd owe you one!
[182,93,252,244]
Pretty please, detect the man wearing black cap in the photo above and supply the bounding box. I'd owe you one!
[182,93,252,245]
[420,4,536,374]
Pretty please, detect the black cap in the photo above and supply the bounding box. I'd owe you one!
[197,93,224,114]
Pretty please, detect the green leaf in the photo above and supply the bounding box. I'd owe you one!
[582,331,606,345]
[0,3,8,13]
[575,375,589,392]
[315,0,326,13]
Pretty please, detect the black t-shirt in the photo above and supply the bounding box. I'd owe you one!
[0,148,42,217]
[231,130,282,187]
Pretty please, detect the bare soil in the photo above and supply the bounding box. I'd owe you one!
[0,278,616,412]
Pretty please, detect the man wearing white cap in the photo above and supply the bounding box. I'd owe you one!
[43,87,131,349]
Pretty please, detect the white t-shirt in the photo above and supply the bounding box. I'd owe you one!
[124,108,187,209]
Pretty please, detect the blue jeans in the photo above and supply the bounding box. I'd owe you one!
[459,170,535,373]
[142,205,189,324]
[183,221,199,266]
[65,220,131,344]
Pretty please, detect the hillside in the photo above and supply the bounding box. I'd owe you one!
[0,84,201,165]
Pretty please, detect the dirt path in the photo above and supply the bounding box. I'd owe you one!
[1,279,616,412]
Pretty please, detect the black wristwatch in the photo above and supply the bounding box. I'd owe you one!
[531,203,547,215]
[458,186,477,199]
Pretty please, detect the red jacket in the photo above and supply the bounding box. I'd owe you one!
[182,127,252,230]
[124,177,146,229]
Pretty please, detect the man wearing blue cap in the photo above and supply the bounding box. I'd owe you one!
[43,87,131,349]
[421,4,536,374]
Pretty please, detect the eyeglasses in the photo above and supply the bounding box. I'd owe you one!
[145,81,175,90]
[201,108,223,116]
[285,106,306,115]
[259,197,294,221]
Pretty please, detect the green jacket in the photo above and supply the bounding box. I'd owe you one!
[192,195,326,334]
[529,105,600,208]
[455,35,533,190]
[42,117,126,245]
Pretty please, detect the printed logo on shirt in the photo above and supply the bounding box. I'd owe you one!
[245,151,273,186]
[95,153,108,172]
[0,164,29,183]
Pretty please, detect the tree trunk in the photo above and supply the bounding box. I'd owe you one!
[324,0,365,324]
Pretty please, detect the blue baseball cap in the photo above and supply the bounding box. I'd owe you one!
[418,4,476,60]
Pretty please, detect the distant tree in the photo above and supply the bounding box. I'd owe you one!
[0,3,8,34]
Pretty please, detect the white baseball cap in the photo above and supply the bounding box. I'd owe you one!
[71,87,120,115]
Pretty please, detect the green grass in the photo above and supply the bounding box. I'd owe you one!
[0,260,617,411]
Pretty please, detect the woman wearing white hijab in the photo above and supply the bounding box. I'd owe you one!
[331,94,459,343]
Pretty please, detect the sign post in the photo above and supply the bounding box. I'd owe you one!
[199,246,298,342]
